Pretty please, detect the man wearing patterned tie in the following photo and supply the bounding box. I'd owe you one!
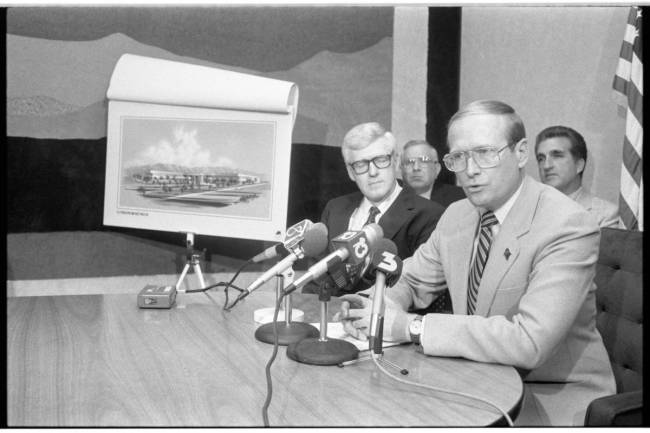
[306,122,444,295]
[337,101,615,426]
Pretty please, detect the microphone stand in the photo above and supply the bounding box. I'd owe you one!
[338,277,409,375]
[286,282,359,365]
[254,266,319,345]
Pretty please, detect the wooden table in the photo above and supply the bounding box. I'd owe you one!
[7,289,523,426]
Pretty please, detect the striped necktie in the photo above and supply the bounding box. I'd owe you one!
[364,206,380,226]
[467,210,498,315]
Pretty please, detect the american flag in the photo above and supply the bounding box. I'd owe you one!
[613,7,643,231]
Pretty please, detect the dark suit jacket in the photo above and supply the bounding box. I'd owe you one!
[303,187,444,294]
[321,187,444,260]
[429,180,466,208]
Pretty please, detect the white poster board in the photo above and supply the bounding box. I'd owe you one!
[103,54,298,242]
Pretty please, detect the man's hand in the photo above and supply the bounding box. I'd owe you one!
[335,294,414,344]
[335,294,371,341]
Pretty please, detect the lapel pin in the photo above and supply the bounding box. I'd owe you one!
[504,248,511,260]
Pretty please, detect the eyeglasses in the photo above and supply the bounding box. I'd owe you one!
[403,155,439,168]
[348,153,393,175]
[442,143,512,172]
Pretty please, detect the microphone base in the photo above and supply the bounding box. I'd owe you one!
[286,337,359,365]
[254,322,319,346]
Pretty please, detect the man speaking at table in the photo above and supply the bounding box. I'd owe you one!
[337,100,615,426]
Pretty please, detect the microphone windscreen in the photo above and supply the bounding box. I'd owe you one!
[367,238,402,284]
[251,242,288,263]
[363,223,384,248]
[301,222,328,257]
[375,238,398,256]
[275,243,290,257]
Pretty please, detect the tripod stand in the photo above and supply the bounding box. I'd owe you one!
[175,232,206,293]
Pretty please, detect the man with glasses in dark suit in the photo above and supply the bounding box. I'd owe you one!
[401,139,465,208]
[305,122,444,295]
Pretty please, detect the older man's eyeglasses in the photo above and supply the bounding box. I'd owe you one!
[442,143,511,172]
[403,155,438,168]
[348,154,393,175]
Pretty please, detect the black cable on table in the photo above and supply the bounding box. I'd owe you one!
[261,291,285,427]
[184,259,252,311]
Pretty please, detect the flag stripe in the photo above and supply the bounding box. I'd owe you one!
[620,167,641,229]
[627,6,638,23]
[621,167,641,204]
[619,192,638,231]
[613,74,630,95]
[622,140,643,186]
[633,32,643,60]
[624,23,638,43]
[625,108,643,155]
[619,40,635,62]
[625,84,642,123]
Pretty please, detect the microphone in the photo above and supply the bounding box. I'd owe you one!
[250,219,314,263]
[368,239,403,354]
[251,244,289,263]
[283,223,383,295]
[238,222,328,300]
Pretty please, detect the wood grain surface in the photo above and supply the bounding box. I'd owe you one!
[7,288,523,427]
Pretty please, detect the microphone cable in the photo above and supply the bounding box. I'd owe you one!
[184,258,252,311]
[261,290,286,427]
[370,352,514,426]
[221,258,253,311]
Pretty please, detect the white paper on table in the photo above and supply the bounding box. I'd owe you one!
[310,322,403,352]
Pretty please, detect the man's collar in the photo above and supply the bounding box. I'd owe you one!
[491,177,525,224]
[567,186,584,201]
[362,182,402,214]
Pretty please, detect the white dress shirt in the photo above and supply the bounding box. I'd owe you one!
[347,183,403,231]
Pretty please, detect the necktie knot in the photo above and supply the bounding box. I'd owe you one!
[480,210,498,229]
[364,206,380,226]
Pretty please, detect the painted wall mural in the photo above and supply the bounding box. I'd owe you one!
[7,7,394,148]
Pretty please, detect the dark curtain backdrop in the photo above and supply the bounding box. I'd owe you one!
[6,137,356,259]
[427,7,462,186]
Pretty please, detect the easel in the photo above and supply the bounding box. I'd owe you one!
[175,232,206,293]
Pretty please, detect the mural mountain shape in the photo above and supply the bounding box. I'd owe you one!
[7,95,81,116]
[7,33,391,146]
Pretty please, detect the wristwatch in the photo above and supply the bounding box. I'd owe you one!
[409,315,424,345]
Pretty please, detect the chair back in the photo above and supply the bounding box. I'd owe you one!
[594,227,643,393]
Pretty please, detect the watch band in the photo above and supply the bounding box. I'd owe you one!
[409,315,423,345]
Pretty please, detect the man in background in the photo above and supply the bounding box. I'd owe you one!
[535,125,619,228]
[308,122,444,296]
[400,139,465,208]
[337,101,615,425]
